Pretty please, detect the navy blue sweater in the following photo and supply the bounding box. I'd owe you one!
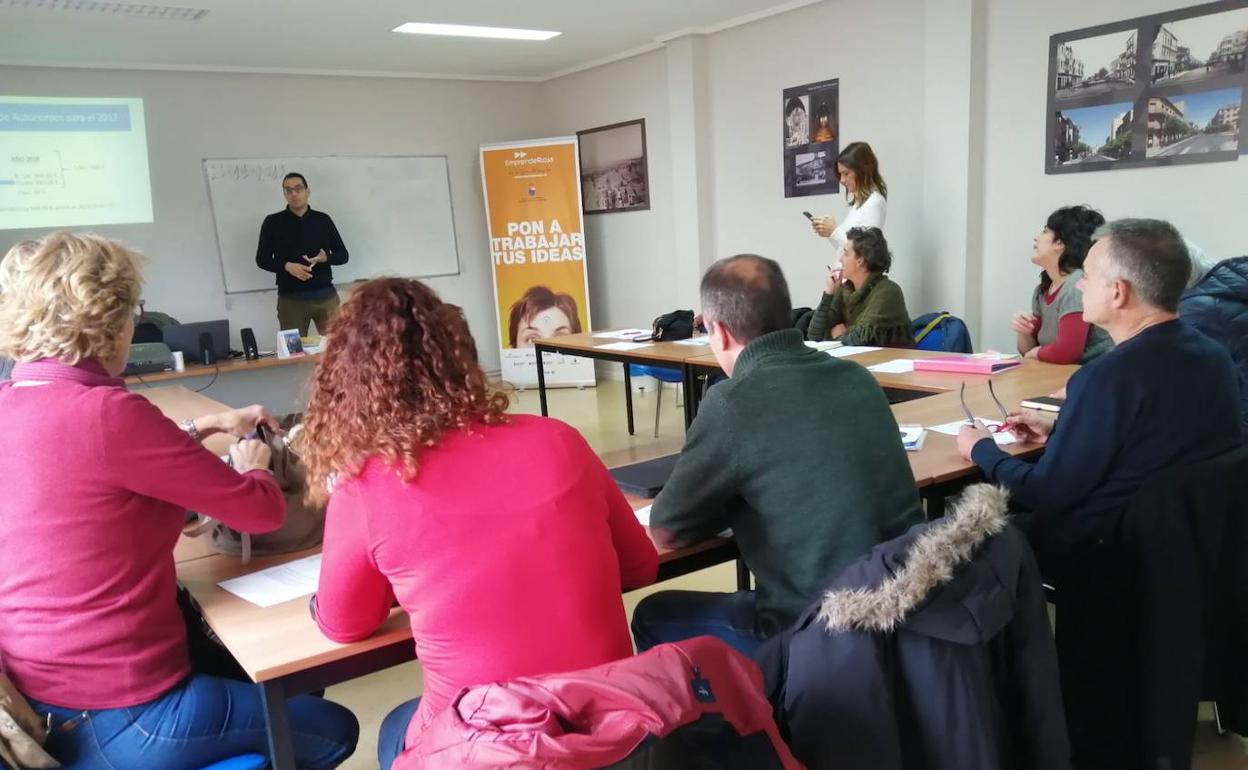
[972,320,1242,555]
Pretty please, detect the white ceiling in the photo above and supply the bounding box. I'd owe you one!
[0,0,819,81]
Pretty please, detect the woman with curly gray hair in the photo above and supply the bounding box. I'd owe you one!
[806,226,914,347]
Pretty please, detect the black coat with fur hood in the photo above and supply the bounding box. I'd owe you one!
[756,485,1070,770]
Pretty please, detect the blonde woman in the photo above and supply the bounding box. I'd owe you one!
[0,233,358,769]
[810,142,888,254]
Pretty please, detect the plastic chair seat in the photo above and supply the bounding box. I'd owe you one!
[629,364,683,383]
[200,755,268,770]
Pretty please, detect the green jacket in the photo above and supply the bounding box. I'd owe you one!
[807,273,913,347]
[650,329,925,635]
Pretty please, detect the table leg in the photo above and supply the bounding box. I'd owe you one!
[681,364,696,429]
[735,559,751,591]
[536,346,549,417]
[623,363,635,435]
[261,679,297,770]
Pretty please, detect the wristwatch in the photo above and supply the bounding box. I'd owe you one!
[181,418,201,441]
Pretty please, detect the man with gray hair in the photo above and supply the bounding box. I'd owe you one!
[958,219,1240,555]
[632,254,924,655]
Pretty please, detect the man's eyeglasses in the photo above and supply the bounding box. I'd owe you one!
[960,381,1011,433]
[282,185,306,194]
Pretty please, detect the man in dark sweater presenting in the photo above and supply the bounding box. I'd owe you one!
[632,254,924,655]
[255,172,350,336]
[958,218,1242,573]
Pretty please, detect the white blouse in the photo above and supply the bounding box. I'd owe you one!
[828,190,887,253]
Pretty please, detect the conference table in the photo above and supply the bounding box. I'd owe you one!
[150,386,738,770]
[532,332,710,434]
[153,346,1074,769]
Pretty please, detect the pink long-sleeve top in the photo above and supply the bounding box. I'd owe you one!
[0,360,285,709]
[313,414,659,746]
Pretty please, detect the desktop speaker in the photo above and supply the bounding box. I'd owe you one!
[240,327,259,361]
[199,332,217,366]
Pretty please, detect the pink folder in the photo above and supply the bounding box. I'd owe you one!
[912,356,1023,375]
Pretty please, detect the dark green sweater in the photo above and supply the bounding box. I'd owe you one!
[650,329,924,636]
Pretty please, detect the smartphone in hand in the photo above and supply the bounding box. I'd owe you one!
[802,211,814,220]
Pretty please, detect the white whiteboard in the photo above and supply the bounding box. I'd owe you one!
[204,156,460,294]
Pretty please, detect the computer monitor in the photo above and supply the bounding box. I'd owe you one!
[162,320,231,361]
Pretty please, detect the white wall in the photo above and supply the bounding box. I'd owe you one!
[978,0,1248,353]
[0,67,547,377]
[538,50,679,329]
[706,0,928,315]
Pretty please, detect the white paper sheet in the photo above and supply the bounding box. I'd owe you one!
[826,345,883,358]
[868,359,916,374]
[218,554,322,608]
[597,341,652,351]
[593,329,652,339]
[634,504,653,526]
[804,340,843,352]
[672,337,711,346]
[928,419,1018,446]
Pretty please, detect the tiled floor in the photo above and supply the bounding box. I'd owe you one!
[325,381,1248,769]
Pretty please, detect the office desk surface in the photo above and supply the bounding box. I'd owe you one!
[685,347,1076,396]
[534,332,707,365]
[126,352,318,387]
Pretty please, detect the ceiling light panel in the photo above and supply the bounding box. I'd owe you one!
[0,0,208,21]
[392,22,560,41]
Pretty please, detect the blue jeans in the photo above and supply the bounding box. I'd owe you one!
[377,698,421,770]
[631,590,763,656]
[28,674,358,770]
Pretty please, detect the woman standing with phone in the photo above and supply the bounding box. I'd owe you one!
[809,142,888,254]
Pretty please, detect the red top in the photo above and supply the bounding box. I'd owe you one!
[0,360,285,709]
[313,414,659,744]
[1035,290,1093,364]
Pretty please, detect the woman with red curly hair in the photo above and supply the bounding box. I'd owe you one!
[300,278,659,770]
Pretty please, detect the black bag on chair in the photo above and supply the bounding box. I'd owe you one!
[645,310,695,342]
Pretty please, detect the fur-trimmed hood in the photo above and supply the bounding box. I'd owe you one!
[817,484,1012,643]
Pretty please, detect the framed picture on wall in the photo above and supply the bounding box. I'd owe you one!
[782,78,840,198]
[1046,0,1248,174]
[577,119,650,215]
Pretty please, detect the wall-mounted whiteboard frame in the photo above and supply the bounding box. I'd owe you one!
[204,155,461,294]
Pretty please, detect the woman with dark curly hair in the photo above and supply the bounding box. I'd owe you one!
[300,278,659,770]
[806,226,913,347]
[1011,205,1113,364]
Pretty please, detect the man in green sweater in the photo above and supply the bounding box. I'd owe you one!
[632,254,924,654]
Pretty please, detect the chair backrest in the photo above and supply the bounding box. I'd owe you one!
[912,312,973,353]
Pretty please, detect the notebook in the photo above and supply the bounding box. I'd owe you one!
[912,355,1022,375]
[610,454,679,498]
[1020,395,1064,413]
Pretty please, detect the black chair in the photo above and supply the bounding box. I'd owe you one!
[1055,443,1248,769]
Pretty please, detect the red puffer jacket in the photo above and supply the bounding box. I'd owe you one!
[400,636,803,769]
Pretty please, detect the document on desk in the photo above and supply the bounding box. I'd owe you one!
[218,554,322,608]
[634,504,652,526]
[826,346,882,358]
[672,337,710,346]
[593,329,652,339]
[868,359,916,374]
[597,341,652,351]
[928,419,1018,445]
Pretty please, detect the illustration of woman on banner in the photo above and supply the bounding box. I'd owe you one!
[508,285,583,348]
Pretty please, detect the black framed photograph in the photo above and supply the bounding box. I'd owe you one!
[782,78,840,198]
[577,118,650,215]
[1046,0,1248,175]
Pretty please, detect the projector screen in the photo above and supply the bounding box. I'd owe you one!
[0,96,153,231]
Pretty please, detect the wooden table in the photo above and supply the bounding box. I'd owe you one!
[125,351,319,387]
[142,385,737,770]
[532,333,710,434]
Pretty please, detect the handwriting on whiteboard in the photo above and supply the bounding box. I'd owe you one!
[206,162,289,182]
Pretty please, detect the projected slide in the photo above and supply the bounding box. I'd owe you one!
[0,96,153,230]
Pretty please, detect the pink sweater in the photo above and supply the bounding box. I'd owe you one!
[0,360,285,709]
[314,414,659,745]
